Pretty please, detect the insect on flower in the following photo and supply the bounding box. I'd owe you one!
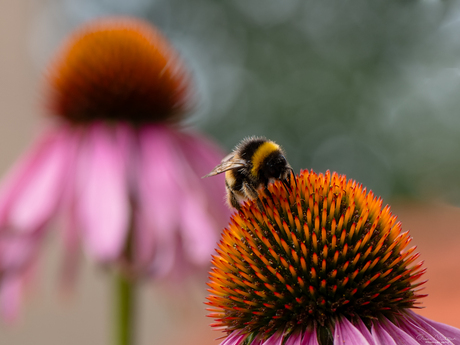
[204,137,294,210]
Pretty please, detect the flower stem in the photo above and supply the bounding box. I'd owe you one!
[115,272,135,345]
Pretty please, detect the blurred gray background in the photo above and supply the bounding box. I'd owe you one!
[1,0,460,344]
[14,0,460,204]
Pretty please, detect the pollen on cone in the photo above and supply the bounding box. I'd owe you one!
[46,17,190,124]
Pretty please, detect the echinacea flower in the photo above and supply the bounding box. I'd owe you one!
[0,17,230,321]
[207,170,460,345]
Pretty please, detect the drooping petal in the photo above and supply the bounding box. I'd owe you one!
[355,318,376,345]
[378,318,419,345]
[284,332,302,345]
[262,332,283,345]
[397,315,446,345]
[249,335,264,345]
[175,130,230,224]
[0,256,39,323]
[334,317,370,345]
[136,126,182,276]
[58,173,81,291]
[136,126,222,277]
[220,331,246,345]
[0,233,40,272]
[403,310,460,345]
[0,274,22,322]
[165,130,220,264]
[301,326,319,345]
[178,185,218,265]
[0,128,70,233]
[76,124,130,261]
[52,128,84,291]
[371,323,398,345]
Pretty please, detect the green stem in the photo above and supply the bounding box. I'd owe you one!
[115,272,135,345]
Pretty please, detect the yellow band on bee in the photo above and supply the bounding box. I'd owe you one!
[251,141,279,177]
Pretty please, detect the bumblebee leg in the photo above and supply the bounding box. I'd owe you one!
[262,185,274,205]
[243,182,265,211]
[255,198,264,212]
[243,182,258,200]
[227,190,241,210]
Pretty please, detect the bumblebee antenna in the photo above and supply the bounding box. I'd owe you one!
[281,168,296,194]
[285,168,296,189]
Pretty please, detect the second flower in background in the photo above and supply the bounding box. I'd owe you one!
[0,16,230,321]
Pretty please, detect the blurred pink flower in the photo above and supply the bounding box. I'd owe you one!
[0,17,230,321]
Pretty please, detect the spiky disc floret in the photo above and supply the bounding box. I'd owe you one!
[207,170,426,344]
[46,17,190,124]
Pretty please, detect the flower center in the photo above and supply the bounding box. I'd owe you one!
[46,17,190,125]
[207,170,426,343]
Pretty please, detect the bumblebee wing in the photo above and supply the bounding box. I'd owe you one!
[203,154,246,178]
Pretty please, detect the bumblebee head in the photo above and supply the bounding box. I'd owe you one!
[262,153,291,181]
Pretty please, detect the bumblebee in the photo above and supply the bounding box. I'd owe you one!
[204,137,293,210]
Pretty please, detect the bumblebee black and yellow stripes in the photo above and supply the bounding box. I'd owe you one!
[204,137,293,210]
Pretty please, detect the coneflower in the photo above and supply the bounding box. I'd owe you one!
[207,170,460,345]
[0,16,230,345]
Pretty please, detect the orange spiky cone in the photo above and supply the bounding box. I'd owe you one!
[207,170,428,344]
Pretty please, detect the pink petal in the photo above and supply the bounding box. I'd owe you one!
[334,317,371,345]
[371,323,398,345]
[165,131,220,264]
[355,318,377,345]
[0,128,69,233]
[301,326,319,345]
[221,331,246,345]
[0,260,38,323]
[179,190,218,264]
[403,310,460,345]
[284,332,302,345]
[397,316,443,345]
[0,234,39,271]
[249,335,264,345]
[76,124,130,261]
[136,126,182,275]
[175,130,231,223]
[55,129,86,291]
[262,332,283,345]
[58,206,81,291]
[136,126,222,276]
[0,274,22,323]
[378,318,419,345]
[132,209,174,276]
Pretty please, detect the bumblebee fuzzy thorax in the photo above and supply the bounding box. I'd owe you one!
[250,141,281,178]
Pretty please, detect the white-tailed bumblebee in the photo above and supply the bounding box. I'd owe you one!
[204,137,293,210]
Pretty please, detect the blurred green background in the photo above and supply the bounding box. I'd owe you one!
[2,0,460,344]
